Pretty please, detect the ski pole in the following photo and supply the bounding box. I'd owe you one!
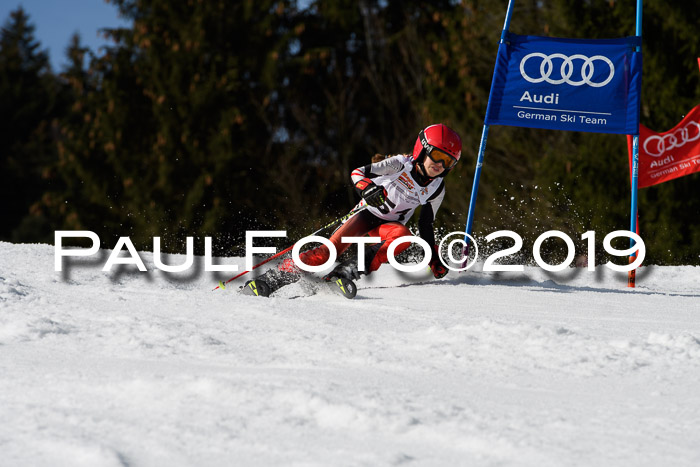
[213,204,368,290]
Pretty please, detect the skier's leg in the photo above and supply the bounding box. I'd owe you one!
[247,211,383,295]
[365,222,413,272]
[325,222,411,280]
[288,209,382,269]
[254,267,302,292]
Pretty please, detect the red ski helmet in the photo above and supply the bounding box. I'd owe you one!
[412,124,462,175]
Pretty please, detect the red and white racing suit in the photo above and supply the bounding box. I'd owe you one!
[290,154,446,273]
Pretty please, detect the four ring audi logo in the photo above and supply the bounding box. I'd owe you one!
[520,53,615,87]
[643,121,700,157]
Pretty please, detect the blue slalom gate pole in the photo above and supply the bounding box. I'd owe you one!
[462,0,516,264]
[628,0,642,288]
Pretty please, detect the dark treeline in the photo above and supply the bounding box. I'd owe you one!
[1,0,699,263]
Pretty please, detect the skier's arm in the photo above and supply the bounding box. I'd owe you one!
[418,181,448,279]
[350,155,405,185]
[351,155,405,206]
[418,180,445,250]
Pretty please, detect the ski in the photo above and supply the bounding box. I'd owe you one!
[238,275,357,299]
[240,279,272,297]
[212,205,368,291]
[325,276,357,299]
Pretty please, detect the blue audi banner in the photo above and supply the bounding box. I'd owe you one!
[485,33,642,134]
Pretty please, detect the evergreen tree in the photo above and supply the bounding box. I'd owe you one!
[0,8,60,242]
[32,0,700,264]
[54,0,300,253]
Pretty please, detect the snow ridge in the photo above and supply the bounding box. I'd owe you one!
[1,242,699,466]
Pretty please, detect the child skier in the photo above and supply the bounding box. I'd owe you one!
[244,123,462,297]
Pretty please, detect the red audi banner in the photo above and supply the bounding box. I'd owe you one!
[629,103,700,188]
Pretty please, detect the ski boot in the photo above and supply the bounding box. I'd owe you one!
[323,259,362,299]
[240,259,302,297]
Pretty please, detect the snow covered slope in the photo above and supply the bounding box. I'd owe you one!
[1,241,699,466]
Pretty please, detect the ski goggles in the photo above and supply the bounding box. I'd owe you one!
[426,147,458,170]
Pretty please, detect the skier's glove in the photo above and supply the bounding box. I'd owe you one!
[355,178,387,208]
[429,246,448,279]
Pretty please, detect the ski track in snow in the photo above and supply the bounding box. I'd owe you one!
[1,242,699,466]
